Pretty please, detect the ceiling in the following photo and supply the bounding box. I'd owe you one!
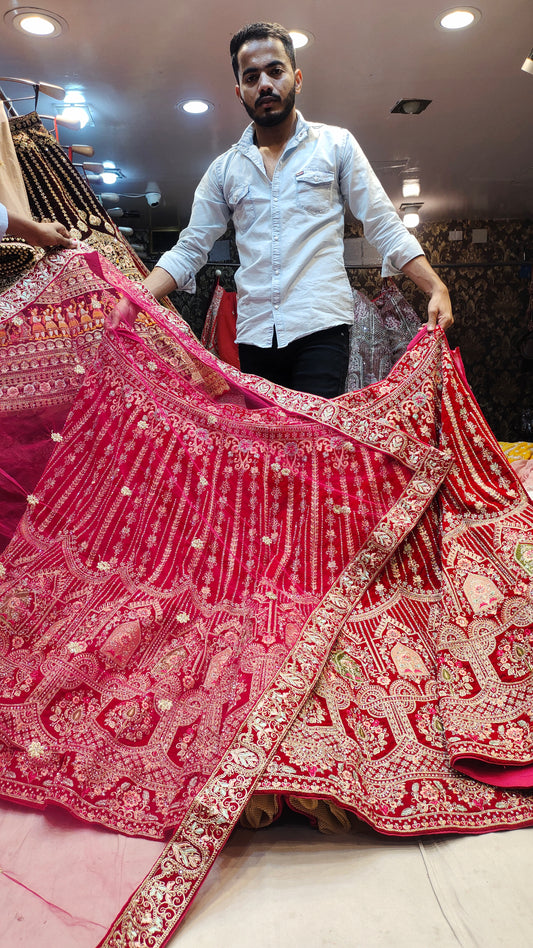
[1,0,532,237]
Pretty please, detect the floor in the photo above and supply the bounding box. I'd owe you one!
[172,813,533,948]
[1,799,533,946]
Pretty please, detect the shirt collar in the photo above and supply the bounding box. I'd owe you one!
[235,110,309,153]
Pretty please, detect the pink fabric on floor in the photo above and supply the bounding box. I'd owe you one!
[0,801,163,947]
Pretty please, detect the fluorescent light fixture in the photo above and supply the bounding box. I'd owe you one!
[402,178,421,198]
[177,99,212,114]
[289,29,314,49]
[436,7,481,31]
[5,7,68,38]
[522,49,533,75]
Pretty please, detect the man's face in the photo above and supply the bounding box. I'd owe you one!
[235,37,302,127]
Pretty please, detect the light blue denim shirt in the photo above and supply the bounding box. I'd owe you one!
[158,112,424,347]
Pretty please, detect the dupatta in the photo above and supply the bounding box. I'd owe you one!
[0,248,532,946]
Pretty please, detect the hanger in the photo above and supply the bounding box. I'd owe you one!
[0,77,65,116]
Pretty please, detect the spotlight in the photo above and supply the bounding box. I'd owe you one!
[145,182,161,207]
[177,99,212,114]
[400,203,423,228]
[436,7,481,31]
[5,7,68,38]
[289,29,314,49]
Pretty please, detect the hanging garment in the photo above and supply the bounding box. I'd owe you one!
[374,277,423,362]
[201,276,240,368]
[0,249,533,948]
[0,111,175,548]
[9,111,148,282]
[345,288,394,391]
[0,102,36,281]
[345,280,422,392]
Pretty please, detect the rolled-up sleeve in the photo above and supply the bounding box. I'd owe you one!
[339,132,424,277]
[157,160,231,292]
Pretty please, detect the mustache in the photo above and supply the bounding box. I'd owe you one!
[255,92,281,107]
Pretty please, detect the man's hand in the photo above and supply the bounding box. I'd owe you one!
[105,296,139,330]
[426,283,454,332]
[401,255,454,332]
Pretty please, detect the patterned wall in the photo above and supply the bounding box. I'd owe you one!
[157,218,533,441]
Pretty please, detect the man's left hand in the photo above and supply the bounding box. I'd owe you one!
[426,284,454,332]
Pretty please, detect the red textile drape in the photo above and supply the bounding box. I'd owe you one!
[0,249,532,947]
[201,278,240,369]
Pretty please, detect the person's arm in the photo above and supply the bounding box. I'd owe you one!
[5,207,77,249]
[340,133,453,329]
[106,159,231,329]
[400,254,453,331]
[106,266,179,328]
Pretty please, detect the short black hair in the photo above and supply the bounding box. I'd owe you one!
[230,22,296,81]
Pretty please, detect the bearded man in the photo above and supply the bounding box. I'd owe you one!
[109,22,453,397]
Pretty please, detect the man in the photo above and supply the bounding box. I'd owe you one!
[108,22,453,397]
[0,202,76,248]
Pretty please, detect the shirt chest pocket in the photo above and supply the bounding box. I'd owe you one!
[229,184,256,234]
[295,170,335,215]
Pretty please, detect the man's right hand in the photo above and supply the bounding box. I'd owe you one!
[105,295,139,330]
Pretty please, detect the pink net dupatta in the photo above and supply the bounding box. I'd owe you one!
[0,249,532,947]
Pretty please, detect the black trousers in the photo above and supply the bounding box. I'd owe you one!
[239,324,350,399]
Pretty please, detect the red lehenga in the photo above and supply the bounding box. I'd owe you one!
[0,248,533,947]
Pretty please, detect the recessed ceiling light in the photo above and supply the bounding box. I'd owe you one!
[391,99,432,115]
[177,99,212,114]
[4,7,68,38]
[436,7,481,31]
[289,29,314,50]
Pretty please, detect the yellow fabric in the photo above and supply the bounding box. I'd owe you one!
[499,442,533,462]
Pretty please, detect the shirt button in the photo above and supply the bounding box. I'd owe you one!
[274,235,279,241]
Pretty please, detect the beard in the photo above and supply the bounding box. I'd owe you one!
[242,82,296,127]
